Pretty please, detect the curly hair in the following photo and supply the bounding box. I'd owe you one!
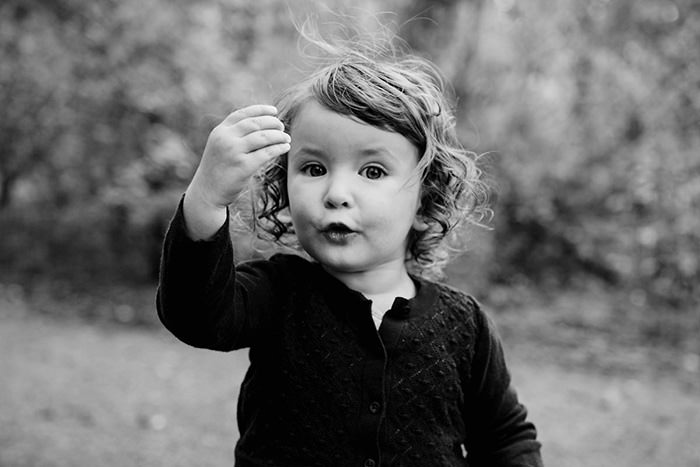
[251,23,491,278]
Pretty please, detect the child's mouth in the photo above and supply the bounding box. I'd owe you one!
[321,223,356,243]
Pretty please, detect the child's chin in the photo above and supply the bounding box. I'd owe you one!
[316,256,366,274]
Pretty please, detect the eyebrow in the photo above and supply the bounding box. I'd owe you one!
[290,146,326,159]
[358,147,392,157]
[357,147,402,164]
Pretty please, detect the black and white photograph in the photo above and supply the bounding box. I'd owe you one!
[1,1,698,466]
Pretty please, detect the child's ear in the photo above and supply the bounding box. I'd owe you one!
[412,215,429,232]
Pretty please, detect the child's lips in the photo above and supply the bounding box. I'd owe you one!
[320,221,355,232]
[320,223,357,243]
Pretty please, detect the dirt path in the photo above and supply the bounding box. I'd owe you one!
[1,302,698,467]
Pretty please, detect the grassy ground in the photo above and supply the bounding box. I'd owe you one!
[1,286,699,467]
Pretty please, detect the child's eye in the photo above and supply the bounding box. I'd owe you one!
[301,163,326,177]
[360,165,386,180]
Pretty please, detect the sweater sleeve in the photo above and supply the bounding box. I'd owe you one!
[463,300,543,467]
[156,196,283,351]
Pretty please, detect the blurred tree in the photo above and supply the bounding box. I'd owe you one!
[399,0,698,330]
[0,2,72,208]
[0,0,299,282]
[0,0,697,341]
[472,0,699,316]
[398,0,485,85]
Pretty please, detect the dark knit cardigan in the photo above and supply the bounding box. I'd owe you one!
[157,202,543,467]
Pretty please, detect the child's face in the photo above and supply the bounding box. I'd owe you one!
[287,100,424,276]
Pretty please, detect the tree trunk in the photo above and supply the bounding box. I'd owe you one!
[0,169,16,210]
[398,0,485,83]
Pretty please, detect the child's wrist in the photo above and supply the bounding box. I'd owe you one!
[182,185,229,241]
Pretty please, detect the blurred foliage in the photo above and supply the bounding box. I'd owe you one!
[397,0,700,313]
[476,0,700,313]
[0,0,698,340]
[0,0,302,282]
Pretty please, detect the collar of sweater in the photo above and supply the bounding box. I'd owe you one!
[307,261,439,323]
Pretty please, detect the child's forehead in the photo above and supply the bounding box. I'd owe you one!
[293,99,360,126]
[291,101,410,145]
[288,101,420,165]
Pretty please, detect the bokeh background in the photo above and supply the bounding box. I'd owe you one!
[1,0,698,466]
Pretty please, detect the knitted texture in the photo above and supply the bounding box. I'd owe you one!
[381,289,478,466]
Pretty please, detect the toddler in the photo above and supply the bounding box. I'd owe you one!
[158,29,543,467]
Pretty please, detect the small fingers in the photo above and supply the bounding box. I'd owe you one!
[241,129,291,154]
[247,142,291,164]
[232,115,285,136]
[223,105,278,125]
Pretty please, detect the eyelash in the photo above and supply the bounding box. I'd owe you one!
[300,163,326,177]
[360,165,387,180]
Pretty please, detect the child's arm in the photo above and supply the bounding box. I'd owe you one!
[156,105,291,350]
[464,305,544,467]
[156,198,289,350]
[183,105,290,240]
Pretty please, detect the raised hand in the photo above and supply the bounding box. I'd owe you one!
[183,105,291,240]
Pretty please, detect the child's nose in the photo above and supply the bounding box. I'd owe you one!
[323,174,354,209]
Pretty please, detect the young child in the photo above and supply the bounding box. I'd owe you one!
[157,29,543,467]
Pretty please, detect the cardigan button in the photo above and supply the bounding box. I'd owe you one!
[363,458,376,467]
[368,401,381,414]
